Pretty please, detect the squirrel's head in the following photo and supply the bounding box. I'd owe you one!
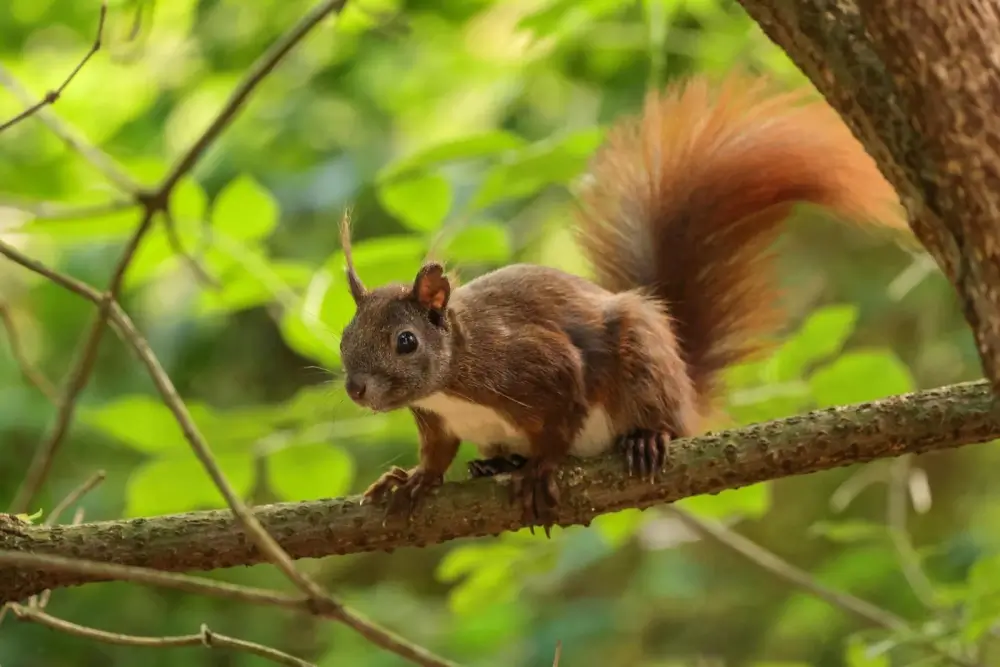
[337,215,458,412]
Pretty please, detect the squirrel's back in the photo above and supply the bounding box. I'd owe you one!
[575,73,906,410]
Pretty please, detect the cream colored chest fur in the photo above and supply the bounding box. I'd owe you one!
[412,392,615,458]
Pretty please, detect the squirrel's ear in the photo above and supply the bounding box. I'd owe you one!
[412,263,450,311]
[339,211,367,304]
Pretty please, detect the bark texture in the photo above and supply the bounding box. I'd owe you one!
[3,381,999,603]
[737,0,1000,390]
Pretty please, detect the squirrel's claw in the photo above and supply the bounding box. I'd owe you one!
[361,465,409,505]
[510,460,560,538]
[362,466,442,525]
[468,453,528,478]
[618,429,670,481]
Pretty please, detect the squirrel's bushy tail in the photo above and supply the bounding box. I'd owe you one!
[575,74,906,407]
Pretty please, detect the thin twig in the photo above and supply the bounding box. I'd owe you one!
[0,172,457,667]
[665,506,974,667]
[0,4,108,134]
[0,8,137,195]
[552,641,562,667]
[44,470,106,527]
[887,456,939,609]
[8,604,316,667]
[0,550,457,667]
[162,206,219,288]
[155,0,348,196]
[1,198,136,222]
[0,550,315,610]
[8,206,156,515]
[0,302,57,401]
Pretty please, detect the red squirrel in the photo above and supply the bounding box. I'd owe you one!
[337,74,907,532]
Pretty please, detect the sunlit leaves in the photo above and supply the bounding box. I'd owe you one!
[212,174,280,243]
[809,350,914,408]
[441,222,511,265]
[437,543,525,616]
[378,131,527,181]
[125,453,254,517]
[471,128,605,209]
[678,483,772,521]
[267,442,354,502]
[377,173,453,233]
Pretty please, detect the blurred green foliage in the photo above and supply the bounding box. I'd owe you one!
[0,0,995,666]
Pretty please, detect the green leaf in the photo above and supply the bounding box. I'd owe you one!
[197,260,314,315]
[808,520,888,544]
[212,174,280,242]
[125,454,254,517]
[809,350,914,408]
[268,443,355,502]
[15,509,44,524]
[471,129,605,210]
[279,306,342,369]
[442,223,512,264]
[844,634,890,667]
[378,131,527,181]
[963,552,1000,641]
[436,543,525,617]
[593,508,645,547]
[518,0,632,37]
[677,482,771,521]
[377,173,453,233]
[83,396,191,454]
[766,305,858,382]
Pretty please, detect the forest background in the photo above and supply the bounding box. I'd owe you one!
[0,1,994,666]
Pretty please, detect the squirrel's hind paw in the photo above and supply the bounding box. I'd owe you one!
[510,460,560,538]
[617,429,671,481]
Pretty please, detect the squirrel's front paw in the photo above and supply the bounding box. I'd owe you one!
[361,466,442,523]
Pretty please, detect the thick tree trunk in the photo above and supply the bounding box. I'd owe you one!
[737,0,1000,390]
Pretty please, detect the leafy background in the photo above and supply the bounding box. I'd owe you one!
[0,0,996,666]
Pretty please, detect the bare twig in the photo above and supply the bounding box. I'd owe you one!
[887,456,939,609]
[2,198,136,222]
[665,506,973,667]
[155,0,348,195]
[162,206,219,288]
[0,550,318,610]
[0,19,137,195]
[552,641,562,667]
[0,271,457,662]
[0,550,457,667]
[0,302,57,401]
[8,207,155,516]
[0,4,108,134]
[45,470,106,527]
[8,604,316,667]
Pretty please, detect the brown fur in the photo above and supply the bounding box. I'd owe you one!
[343,73,907,524]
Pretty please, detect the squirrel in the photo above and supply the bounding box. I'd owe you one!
[337,73,907,533]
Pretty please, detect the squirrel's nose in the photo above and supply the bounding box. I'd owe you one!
[345,376,367,402]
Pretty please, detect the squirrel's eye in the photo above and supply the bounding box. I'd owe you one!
[395,331,419,354]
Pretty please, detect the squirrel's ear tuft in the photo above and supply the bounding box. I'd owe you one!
[339,210,367,304]
[412,263,450,311]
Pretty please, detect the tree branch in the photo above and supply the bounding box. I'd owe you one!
[8,604,316,667]
[0,3,107,134]
[735,0,1000,390]
[664,506,973,666]
[1,380,996,604]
